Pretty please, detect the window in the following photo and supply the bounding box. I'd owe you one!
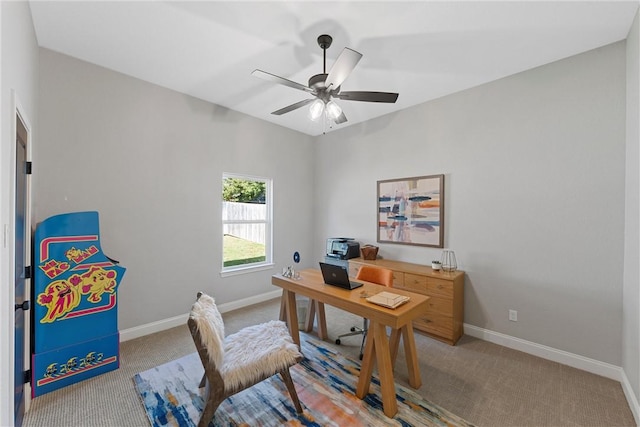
[221,173,272,274]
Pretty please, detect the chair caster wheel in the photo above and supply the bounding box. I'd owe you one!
[350,327,356,332]
[335,339,341,345]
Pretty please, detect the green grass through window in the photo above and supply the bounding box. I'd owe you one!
[223,234,266,267]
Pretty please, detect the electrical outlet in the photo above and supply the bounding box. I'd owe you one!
[509,309,518,322]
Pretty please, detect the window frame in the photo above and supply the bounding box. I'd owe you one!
[220,173,273,276]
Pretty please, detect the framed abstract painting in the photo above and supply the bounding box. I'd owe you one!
[377,174,444,248]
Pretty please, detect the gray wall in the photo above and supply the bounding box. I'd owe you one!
[313,42,627,365]
[624,9,640,403]
[0,2,39,425]
[36,49,316,330]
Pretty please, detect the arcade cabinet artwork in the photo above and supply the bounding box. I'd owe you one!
[31,211,126,397]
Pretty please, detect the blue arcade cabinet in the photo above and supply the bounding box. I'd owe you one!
[31,211,126,397]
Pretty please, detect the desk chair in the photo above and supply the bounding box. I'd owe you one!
[188,292,303,427]
[335,265,394,359]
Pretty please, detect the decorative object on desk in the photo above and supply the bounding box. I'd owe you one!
[432,260,442,270]
[293,251,300,264]
[358,290,373,298]
[360,244,379,260]
[377,174,444,248]
[441,249,458,272]
[133,334,475,427]
[282,266,299,279]
[366,291,410,309]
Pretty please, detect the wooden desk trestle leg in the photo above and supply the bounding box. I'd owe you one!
[279,290,286,321]
[280,292,328,341]
[283,290,300,347]
[389,328,401,367]
[401,322,421,389]
[308,300,327,340]
[304,300,315,332]
[356,324,375,397]
[387,323,421,388]
[356,322,422,418]
[356,321,398,417]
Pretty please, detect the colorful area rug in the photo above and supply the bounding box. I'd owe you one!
[133,334,474,426]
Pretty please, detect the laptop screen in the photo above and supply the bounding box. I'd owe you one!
[319,262,362,289]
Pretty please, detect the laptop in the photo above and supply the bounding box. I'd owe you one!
[319,262,363,290]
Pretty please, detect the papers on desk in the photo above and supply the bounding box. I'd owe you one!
[366,291,410,309]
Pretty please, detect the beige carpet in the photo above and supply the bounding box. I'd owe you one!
[23,297,636,427]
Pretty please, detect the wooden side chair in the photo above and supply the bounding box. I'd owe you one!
[188,292,303,427]
[335,265,394,359]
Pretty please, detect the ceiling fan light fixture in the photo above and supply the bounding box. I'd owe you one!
[325,100,342,120]
[309,98,325,121]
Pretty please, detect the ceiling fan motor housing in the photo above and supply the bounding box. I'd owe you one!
[309,73,340,100]
[308,73,327,90]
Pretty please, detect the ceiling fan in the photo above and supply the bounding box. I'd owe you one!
[251,34,399,125]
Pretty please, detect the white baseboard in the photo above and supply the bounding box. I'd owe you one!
[119,290,282,342]
[620,369,640,426]
[464,323,622,380]
[119,312,188,342]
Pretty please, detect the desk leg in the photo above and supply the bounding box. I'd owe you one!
[374,322,398,417]
[402,322,421,389]
[303,300,328,340]
[279,290,286,321]
[304,299,316,332]
[356,322,398,418]
[315,302,328,340]
[283,290,300,348]
[356,326,375,398]
[389,328,401,368]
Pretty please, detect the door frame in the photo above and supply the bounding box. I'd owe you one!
[10,91,33,422]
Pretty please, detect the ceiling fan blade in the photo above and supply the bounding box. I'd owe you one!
[334,111,348,124]
[252,69,314,94]
[271,98,315,115]
[325,48,363,90]
[336,91,399,103]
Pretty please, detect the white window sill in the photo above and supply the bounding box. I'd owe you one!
[220,262,275,278]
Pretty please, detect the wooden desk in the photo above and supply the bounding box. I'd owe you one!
[272,268,431,417]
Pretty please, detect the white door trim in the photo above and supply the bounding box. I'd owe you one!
[5,90,34,426]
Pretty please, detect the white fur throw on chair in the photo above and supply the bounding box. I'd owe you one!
[221,320,301,392]
[190,294,302,392]
[190,293,226,367]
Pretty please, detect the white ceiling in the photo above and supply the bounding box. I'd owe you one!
[29,1,639,136]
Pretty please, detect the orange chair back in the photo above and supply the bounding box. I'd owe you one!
[356,265,394,287]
